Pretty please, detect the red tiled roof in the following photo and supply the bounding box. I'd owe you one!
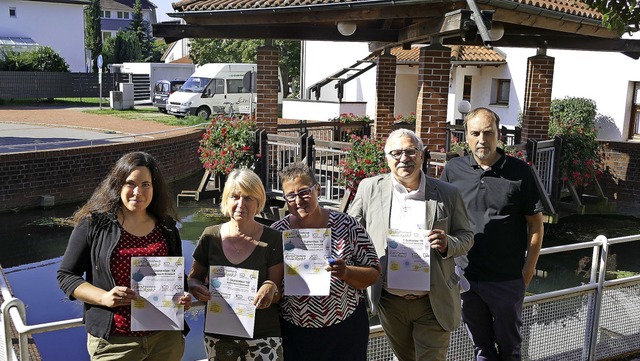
[389,46,505,64]
[173,0,603,20]
[450,45,506,63]
[390,47,420,63]
[512,0,602,20]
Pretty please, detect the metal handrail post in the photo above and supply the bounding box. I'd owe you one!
[580,238,603,361]
[1,297,28,361]
[587,235,609,360]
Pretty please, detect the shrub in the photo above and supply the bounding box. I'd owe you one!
[339,133,389,197]
[0,47,69,72]
[198,115,257,174]
[549,97,602,187]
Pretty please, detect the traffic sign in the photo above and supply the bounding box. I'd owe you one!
[97,54,103,68]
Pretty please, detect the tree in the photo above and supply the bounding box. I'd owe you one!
[583,0,640,34]
[84,0,102,71]
[189,39,301,90]
[129,0,154,61]
[103,30,142,64]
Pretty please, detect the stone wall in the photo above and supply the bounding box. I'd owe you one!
[0,131,203,212]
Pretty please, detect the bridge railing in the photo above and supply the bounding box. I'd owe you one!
[3,234,639,361]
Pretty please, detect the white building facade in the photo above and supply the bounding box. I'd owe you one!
[0,0,89,72]
[299,40,640,142]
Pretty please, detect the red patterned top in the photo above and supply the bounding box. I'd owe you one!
[110,224,168,336]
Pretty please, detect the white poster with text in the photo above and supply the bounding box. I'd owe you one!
[130,256,184,331]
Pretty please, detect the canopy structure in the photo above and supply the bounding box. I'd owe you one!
[154,0,640,59]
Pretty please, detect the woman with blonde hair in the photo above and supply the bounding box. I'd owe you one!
[189,168,284,360]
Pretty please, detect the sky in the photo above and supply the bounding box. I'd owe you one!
[153,0,175,22]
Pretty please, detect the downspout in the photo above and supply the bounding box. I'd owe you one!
[466,0,493,47]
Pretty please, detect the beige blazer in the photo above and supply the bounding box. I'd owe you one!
[348,173,474,332]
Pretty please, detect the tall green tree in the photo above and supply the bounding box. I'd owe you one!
[103,30,142,64]
[129,0,154,60]
[189,39,300,92]
[583,0,639,35]
[84,0,102,71]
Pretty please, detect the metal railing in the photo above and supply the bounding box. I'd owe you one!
[0,124,207,154]
[255,131,350,207]
[3,233,639,361]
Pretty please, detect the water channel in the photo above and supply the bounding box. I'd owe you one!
[1,180,639,360]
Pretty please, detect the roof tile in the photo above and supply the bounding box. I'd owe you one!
[390,46,505,64]
[173,0,603,20]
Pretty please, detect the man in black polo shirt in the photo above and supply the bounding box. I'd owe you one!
[441,107,544,361]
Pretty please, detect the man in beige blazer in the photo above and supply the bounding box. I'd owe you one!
[348,128,473,361]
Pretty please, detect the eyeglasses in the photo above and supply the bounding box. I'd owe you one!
[387,148,420,160]
[284,186,315,202]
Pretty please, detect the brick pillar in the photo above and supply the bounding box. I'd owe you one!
[522,52,554,142]
[416,44,451,152]
[256,45,280,134]
[374,52,397,138]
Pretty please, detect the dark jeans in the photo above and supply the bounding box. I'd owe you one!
[461,278,525,361]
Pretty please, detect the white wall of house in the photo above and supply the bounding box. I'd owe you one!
[162,37,190,63]
[395,65,419,119]
[301,41,377,117]
[0,0,87,72]
[495,46,640,141]
[302,40,640,142]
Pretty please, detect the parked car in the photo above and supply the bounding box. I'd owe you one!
[166,63,283,119]
[153,79,186,113]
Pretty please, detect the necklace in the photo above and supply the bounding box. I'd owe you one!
[224,222,261,254]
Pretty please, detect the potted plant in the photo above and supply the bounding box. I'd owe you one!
[339,133,389,199]
[198,114,258,175]
[549,97,603,189]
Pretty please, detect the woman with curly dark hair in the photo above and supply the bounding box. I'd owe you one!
[57,151,191,361]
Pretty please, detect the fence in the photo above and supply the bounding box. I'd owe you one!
[0,71,149,100]
[255,131,351,206]
[3,233,639,361]
[277,119,371,142]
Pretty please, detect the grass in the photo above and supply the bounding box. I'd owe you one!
[84,107,207,126]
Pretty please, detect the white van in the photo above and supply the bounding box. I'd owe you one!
[166,63,283,119]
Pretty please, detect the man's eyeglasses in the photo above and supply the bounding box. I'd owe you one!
[387,148,420,160]
[284,187,315,202]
